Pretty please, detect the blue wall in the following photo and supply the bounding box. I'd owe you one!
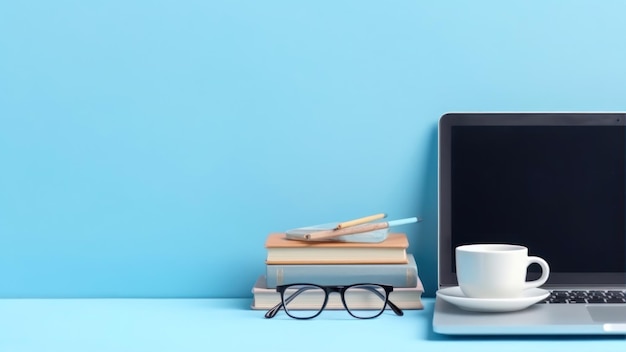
[2,1,625,298]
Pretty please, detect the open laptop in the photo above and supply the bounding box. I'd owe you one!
[433,112,626,335]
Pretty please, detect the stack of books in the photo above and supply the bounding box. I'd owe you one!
[251,232,424,310]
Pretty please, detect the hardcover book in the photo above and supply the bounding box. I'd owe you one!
[265,253,418,288]
[264,232,409,264]
[251,275,424,310]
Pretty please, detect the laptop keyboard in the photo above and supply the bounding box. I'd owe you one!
[540,290,626,304]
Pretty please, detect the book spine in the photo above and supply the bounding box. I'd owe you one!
[265,255,418,288]
[251,288,424,310]
[252,294,424,310]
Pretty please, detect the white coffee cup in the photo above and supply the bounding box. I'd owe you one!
[455,244,550,299]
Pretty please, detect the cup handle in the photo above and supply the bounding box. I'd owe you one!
[524,256,550,289]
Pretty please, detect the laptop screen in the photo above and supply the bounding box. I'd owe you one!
[439,113,626,287]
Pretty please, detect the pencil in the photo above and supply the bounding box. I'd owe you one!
[334,213,387,230]
[307,217,421,241]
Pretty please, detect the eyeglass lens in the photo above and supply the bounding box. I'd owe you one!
[343,284,387,318]
[282,285,326,319]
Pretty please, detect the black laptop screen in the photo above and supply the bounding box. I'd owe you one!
[451,125,625,272]
[439,113,626,286]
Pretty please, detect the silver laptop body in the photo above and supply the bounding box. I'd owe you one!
[433,112,626,335]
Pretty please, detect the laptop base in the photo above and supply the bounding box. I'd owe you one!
[433,297,626,335]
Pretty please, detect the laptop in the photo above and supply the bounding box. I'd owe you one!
[433,112,626,335]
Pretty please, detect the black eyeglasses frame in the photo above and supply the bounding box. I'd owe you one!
[264,283,405,319]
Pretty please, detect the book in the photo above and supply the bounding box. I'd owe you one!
[265,253,419,288]
[250,275,424,310]
[265,232,409,264]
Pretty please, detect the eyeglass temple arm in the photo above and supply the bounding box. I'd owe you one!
[264,287,311,319]
[386,299,404,316]
[264,301,282,319]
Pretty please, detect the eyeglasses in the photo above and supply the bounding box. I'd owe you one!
[264,283,404,319]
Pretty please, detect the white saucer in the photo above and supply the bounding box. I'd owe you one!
[436,286,550,313]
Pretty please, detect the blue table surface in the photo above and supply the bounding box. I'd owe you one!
[1,298,625,352]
